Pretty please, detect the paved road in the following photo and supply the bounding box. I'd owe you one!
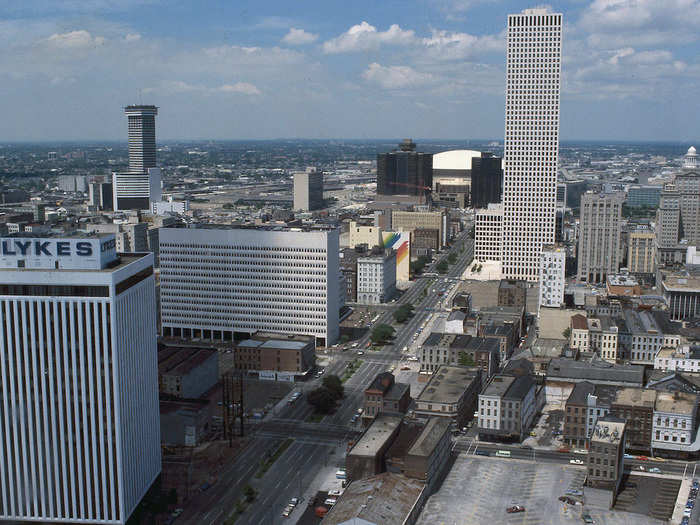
[177,231,474,525]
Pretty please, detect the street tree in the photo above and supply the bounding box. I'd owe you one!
[322,375,344,400]
[371,324,395,344]
[307,387,336,414]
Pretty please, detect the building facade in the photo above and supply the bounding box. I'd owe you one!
[577,191,624,284]
[159,226,340,346]
[377,139,432,197]
[293,168,324,211]
[391,210,446,248]
[0,234,160,524]
[474,203,502,262]
[539,244,565,309]
[586,417,626,493]
[414,366,482,427]
[501,9,562,281]
[478,374,537,442]
[627,228,655,276]
[113,105,162,211]
[357,248,396,304]
[652,392,697,450]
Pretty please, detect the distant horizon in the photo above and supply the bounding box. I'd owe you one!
[1,138,698,146]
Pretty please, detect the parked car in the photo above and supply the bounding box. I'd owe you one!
[582,514,595,524]
[506,505,525,513]
[648,467,661,474]
[569,459,584,465]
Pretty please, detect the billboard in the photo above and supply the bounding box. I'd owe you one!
[382,231,410,282]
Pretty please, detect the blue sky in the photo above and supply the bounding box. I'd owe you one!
[1,0,699,142]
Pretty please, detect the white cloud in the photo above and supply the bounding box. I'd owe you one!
[322,22,415,54]
[218,82,261,95]
[421,29,504,60]
[47,30,105,48]
[124,33,141,42]
[282,28,318,46]
[362,62,434,89]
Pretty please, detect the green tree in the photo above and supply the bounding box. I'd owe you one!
[307,387,337,414]
[242,485,256,503]
[447,253,457,264]
[562,327,571,340]
[436,260,449,274]
[393,303,414,323]
[458,352,476,367]
[322,375,344,400]
[371,324,395,344]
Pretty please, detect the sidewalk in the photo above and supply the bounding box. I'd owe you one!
[670,477,693,524]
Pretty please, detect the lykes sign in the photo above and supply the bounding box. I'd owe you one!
[0,239,111,257]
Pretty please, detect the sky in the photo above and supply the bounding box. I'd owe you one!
[1,0,699,142]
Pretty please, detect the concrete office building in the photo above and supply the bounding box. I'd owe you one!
[348,220,384,249]
[159,225,340,346]
[660,267,700,320]
[501,9,562,281]
[293,167,324,211]
[357,247,396,304]
[391,210,446,248]
[474,203,503,262]
[88,181,113,211]
[627,227,655,277]
[57,175,87,194]
[586,417,626,495]
[0,234,160,524]
[88,222,149,253]
[577,191,624,284]
[539,244,566,309]
[113,105,162,211]
[376,139,432,197]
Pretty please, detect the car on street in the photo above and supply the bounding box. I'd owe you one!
[506,505,525,513]
[648,467,661,474]
[328,489,343,497]
[357,350,364,355]
[681,517,690,525]
[559,496,577,505]
[566,489,583,497]
[683,508,692,518]
[324,498,337,507]
[637,465,645,471]
[569,459,584,465]
[582,514,595,524]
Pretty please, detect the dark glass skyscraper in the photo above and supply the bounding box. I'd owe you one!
[470,153,503,209]
[125,105,157,172]
[376,139,432,197]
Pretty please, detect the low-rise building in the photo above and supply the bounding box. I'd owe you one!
[160,398,212,447]
[498,279,527,308]
[606,273,642,297]
[363,372,411,424]
[588,317,619,363]
[411,228,439,259]
[609,388,656,452]
[158,344,219,398]
[232,333,316,381]
[385,417,452,493]
[546,358,644,388]
[478,374,537,442]
[414,366,481,427]
[346,415,403,482]
[564,382,596,448]
[655,345,700,373]
[420,332,455,373]
[660,267,700,321]
[321,472,425,525]
[570,314,589,351]
[586,416,626,497]
[652,391,697,450]
[619,309,681,365]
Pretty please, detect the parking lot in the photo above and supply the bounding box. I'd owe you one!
[522,405,566,450]
[417,455,665,525]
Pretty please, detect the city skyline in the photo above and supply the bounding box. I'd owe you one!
[0,1,699,142]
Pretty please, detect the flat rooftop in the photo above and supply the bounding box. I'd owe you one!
[158,345,217,376]
[655,391,696,415]
[613,387,657,408]
[408,417,450,458]
[417,366,480,404]
[322,472,424,525]
[349,415,403,458]
[482,375,516,398]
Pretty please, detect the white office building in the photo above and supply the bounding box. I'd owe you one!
[474,203,503,262]
[113,105,162,211]
[0,234,160,524]
[293,168,324,212]
[159,226,340,346]
[539,244,565,309]
[501,9,562,281]
[357,249,396,305]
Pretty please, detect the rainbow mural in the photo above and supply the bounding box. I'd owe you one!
[382,231,410,282]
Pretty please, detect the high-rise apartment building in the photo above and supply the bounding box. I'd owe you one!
[501,9,562,281]
[113,105,162,211]
[539,244,565,309]
[0,234,160,524]
[159,225,340,346]
[577,191,623,284]
[293,167,324,211]
[377,139,433,197]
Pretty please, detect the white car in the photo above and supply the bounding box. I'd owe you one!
[569,459,584,465]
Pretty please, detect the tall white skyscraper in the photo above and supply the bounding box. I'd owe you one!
[113,105,162,211]
[501,9,562,281]
[0,234,160,524]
